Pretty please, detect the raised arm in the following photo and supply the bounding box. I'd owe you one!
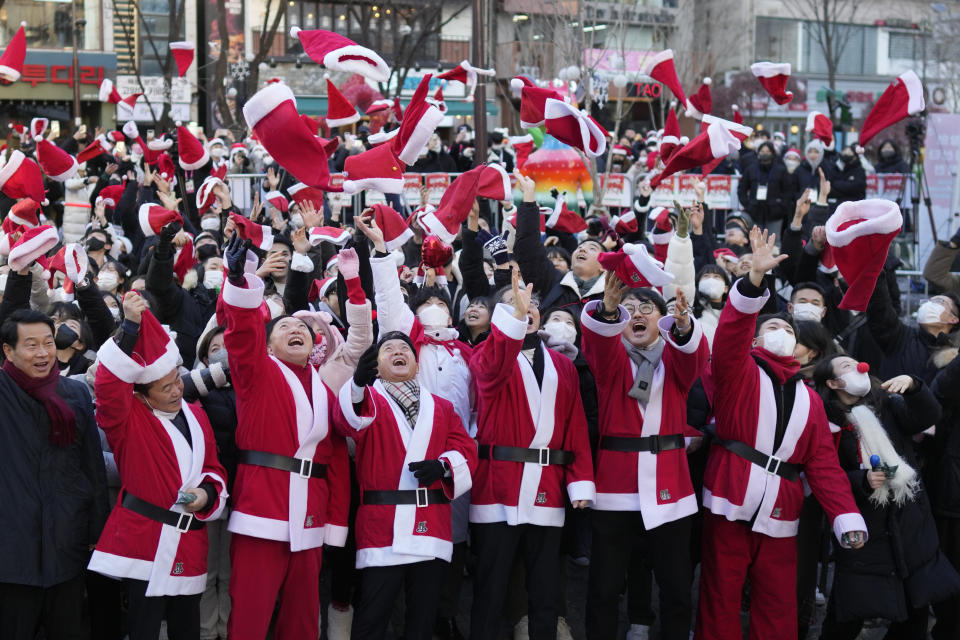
[513,171,560,298]
[469,270,529,393]
[356,209,416,336]
[579,272,632,386]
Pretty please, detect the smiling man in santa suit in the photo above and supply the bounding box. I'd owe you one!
[334,332,477,639]
[217,235,352,640]
[580,278,708,640]
[90,291,228,640]
[695,227,867,640]
[468,270,595,640]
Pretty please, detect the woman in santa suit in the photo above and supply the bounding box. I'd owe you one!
[89,291,228,640]
[468,270,596,640]
[334,332,477,640]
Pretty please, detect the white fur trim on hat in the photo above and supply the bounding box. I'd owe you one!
[623,243,674,287]
[750,61,791,78]
[8,226,59,271]
[321,44,391,83]
[419,208,457,245]
[147,137,173,151]
[701,114,752,138]
[122,121,139,139]
[825,199,903,248]
[341,176,404,195]
[179,146,209,171]
[368,128,399,145]
[138,203,160,237]
[0,150,25,190]
[508,134,533,145]
[396,104,445,165]
[642,49,675,75]
[169,41,194,51]
[706,121,740,157]
[96,329,181,384]
[243,81,296,130]
[0,65,21,82]
[486,163,512,202]
[899,70,925,115]
[44,154,78,182]
[64,243,88,283]
[325,112,360,128]
[98,79,114,102]
[543,98,607,157]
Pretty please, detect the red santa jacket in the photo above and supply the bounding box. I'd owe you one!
[702,279,866,542]
[334,380,477,568]
[580,300,708,528]
[90,342,228,597]
[468,304,596,527]
[218,273,351,552]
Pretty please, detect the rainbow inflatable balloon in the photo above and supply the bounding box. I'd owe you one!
[516,134,594,205]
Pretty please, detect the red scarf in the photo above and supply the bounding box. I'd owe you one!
[751,347,801,384]
[3,359,77,446]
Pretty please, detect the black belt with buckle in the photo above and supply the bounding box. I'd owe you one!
[477,444,575,466]
[121,492,205,532]
[714,438,801,482]
[362,489,449,507]
[238,449,327,479]
[599,434,686,454]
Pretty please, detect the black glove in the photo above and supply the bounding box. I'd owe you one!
[408,460,446,486]
[159,220,182,243]
[224,234,249,284]
[477,228,511,265]
[353,344,379,388]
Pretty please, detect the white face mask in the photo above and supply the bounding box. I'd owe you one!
[698,278,725,301]
[760,327,796,357]
[917,301,946,325]
[289,213,304,228]
[839,370,871,397]
[543,319,577,345]
[200,216,221,231]
[109,306,121,320]
[418,303,450,329]
[96,272,119,291]
[792,302,823,323]
[203,270,224,290]
[784,159,800,172]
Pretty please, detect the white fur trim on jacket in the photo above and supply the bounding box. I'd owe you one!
[728,278,770,314]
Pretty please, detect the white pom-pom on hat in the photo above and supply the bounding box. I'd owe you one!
[510,78,524,92]
[703,77,712,85]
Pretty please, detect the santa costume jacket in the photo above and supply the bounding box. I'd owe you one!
[89,341,228,596]
[580,300,708,527]
[468,304,596,526]
[703,279,865,542]
[218,272,351,551]
[334,380,477,568]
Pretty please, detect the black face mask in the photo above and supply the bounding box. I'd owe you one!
[758,154,773,164]
[55,324,79,350]
[85,237,106,252]
[841,155,856,165]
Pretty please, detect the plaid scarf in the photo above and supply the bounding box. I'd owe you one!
[382,379,421,427]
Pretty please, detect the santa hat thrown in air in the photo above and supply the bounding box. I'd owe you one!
[511,76,564,129]
[825,199,903,311]
[859,70,925,146]
[195,176,224,215]
[598,243,676,289]
[370,203,414,251]
[96,184,125,210]
[290,28,390,82]
[7,224,59,271]
[148,134,174,152]
[156,153,177,182]
[660,106,681,163]
[176,123,210,170]
[98,79,141,111]
[98,307,180,384]
[685,78,713,119]
[750,62,794,105]
[431,86,447,112]
[169,41,195,77]
[732,104,743,125]
[545,197,587,234]
[0,23,28,82]
[8,197,40,227]
[806,112,834,147]
[391,74,445,164]
[509,134,534,170]
[0,150,46,203]
[48,243,89,290]
[342,142,405,194]
[324,78,360,127]
[34,137,78,182]
[30,117,48,139]
[642,50,688,107]
[76,139,109,165]
[308,225,351,247]
[650,120,741,188]
[436,60,496,102]
[228,212,274,251]
[365,99,393,115]
[243,81,339,191]
[419,164,509,243]
[544,99,608,157]
[611,210,639,235]
[139,203,183,238]
[264,190,290,214]
[287,182,326,211]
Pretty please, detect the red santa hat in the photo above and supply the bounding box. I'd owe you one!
[660,105,681,163]
[0,150,46,203]
[825,199,902,311]
[8,197,40,227]
[243,81,339,191]
[34,137,78,182]
[98,306,180,384]
[391,74,444,164]
[365,99,393,115]
[195,176,224,215]
[98,78,141,111]
[642,50,688,106]
[209,161,228,181]
[139,204,183,238]
[544,197,586,234]
[96,183,125,210]
[48,243,89,288]
[509,134,534,170]
[299,113,322,135]
[76,139,108,165]
[173,239,196,284]
[859,70,924,146]
[156,153,177,182]
[598,243,676,289]
[169,41,195,77]
[229,142,246,161]
[7,224,58,271]
[0,23,27,83]
[287,182,324,211]
[732,104,743,125]
[30,117,48,139]
[436,60,495,102]
[431,86,447,112]
[308,225,351,247]
[290,28,390,82]
[369,203,414,251]
[419,164,508,243]
[342,142,405,194]
[650,120,741,188]
[264,190,290,214]
[784,147,802,161]
[176,123,209,170]
[309,277,337,302]
[611,210,638,235]
[698,114,752,176]
[229,211,274,251]
[8,122,26,139]
[511,76,564,129]
[685,77,713,119]
[805,111,834,147]
[544,98,608,158]
[750,62,794,105]
[324,78,360,127]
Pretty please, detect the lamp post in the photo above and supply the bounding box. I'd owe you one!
[71,0,84,125]
[471,0,487,167]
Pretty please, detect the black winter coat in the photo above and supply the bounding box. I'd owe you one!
[930,354,960,517]
[0,372,109,587]
[824,157,867,204]
[828,383,960,622]
[737,159,791,226]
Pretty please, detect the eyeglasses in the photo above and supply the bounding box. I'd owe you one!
[624,302,657,316]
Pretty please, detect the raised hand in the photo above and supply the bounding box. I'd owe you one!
[122,290,147,324]
[338,247,360,280]
[811,225,827,252]
[353,344,379,387]
[793,188,812,226]
[602,271,627,315]
[291,227,310,255]
[673,289,692,333]
[510,268,533,321]
[818,167,831,202]
[513,170,536,202]
[355,208,386,253]
[748,226,787,287]
[881,375,915,395]
[157,191,182,212]
[299,200,322,229]
[689,201,704,235]
[224,234,249,282]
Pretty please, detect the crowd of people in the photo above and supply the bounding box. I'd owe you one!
[1,101,960,640]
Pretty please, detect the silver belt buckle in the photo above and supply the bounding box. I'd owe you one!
[298,458,313,479]
[175,512,194,533]
[416,487,429,508]
[538,448,550,466]
[764,455,782,476]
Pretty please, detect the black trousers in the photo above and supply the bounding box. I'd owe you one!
[470,522,563,640]
[933,514,960,640]
[796,495,826,639]
[0,574,85,640]
[126,578,201,640]
[819,595,928,640]
[351,558,446,640]
[586,511,693,640]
